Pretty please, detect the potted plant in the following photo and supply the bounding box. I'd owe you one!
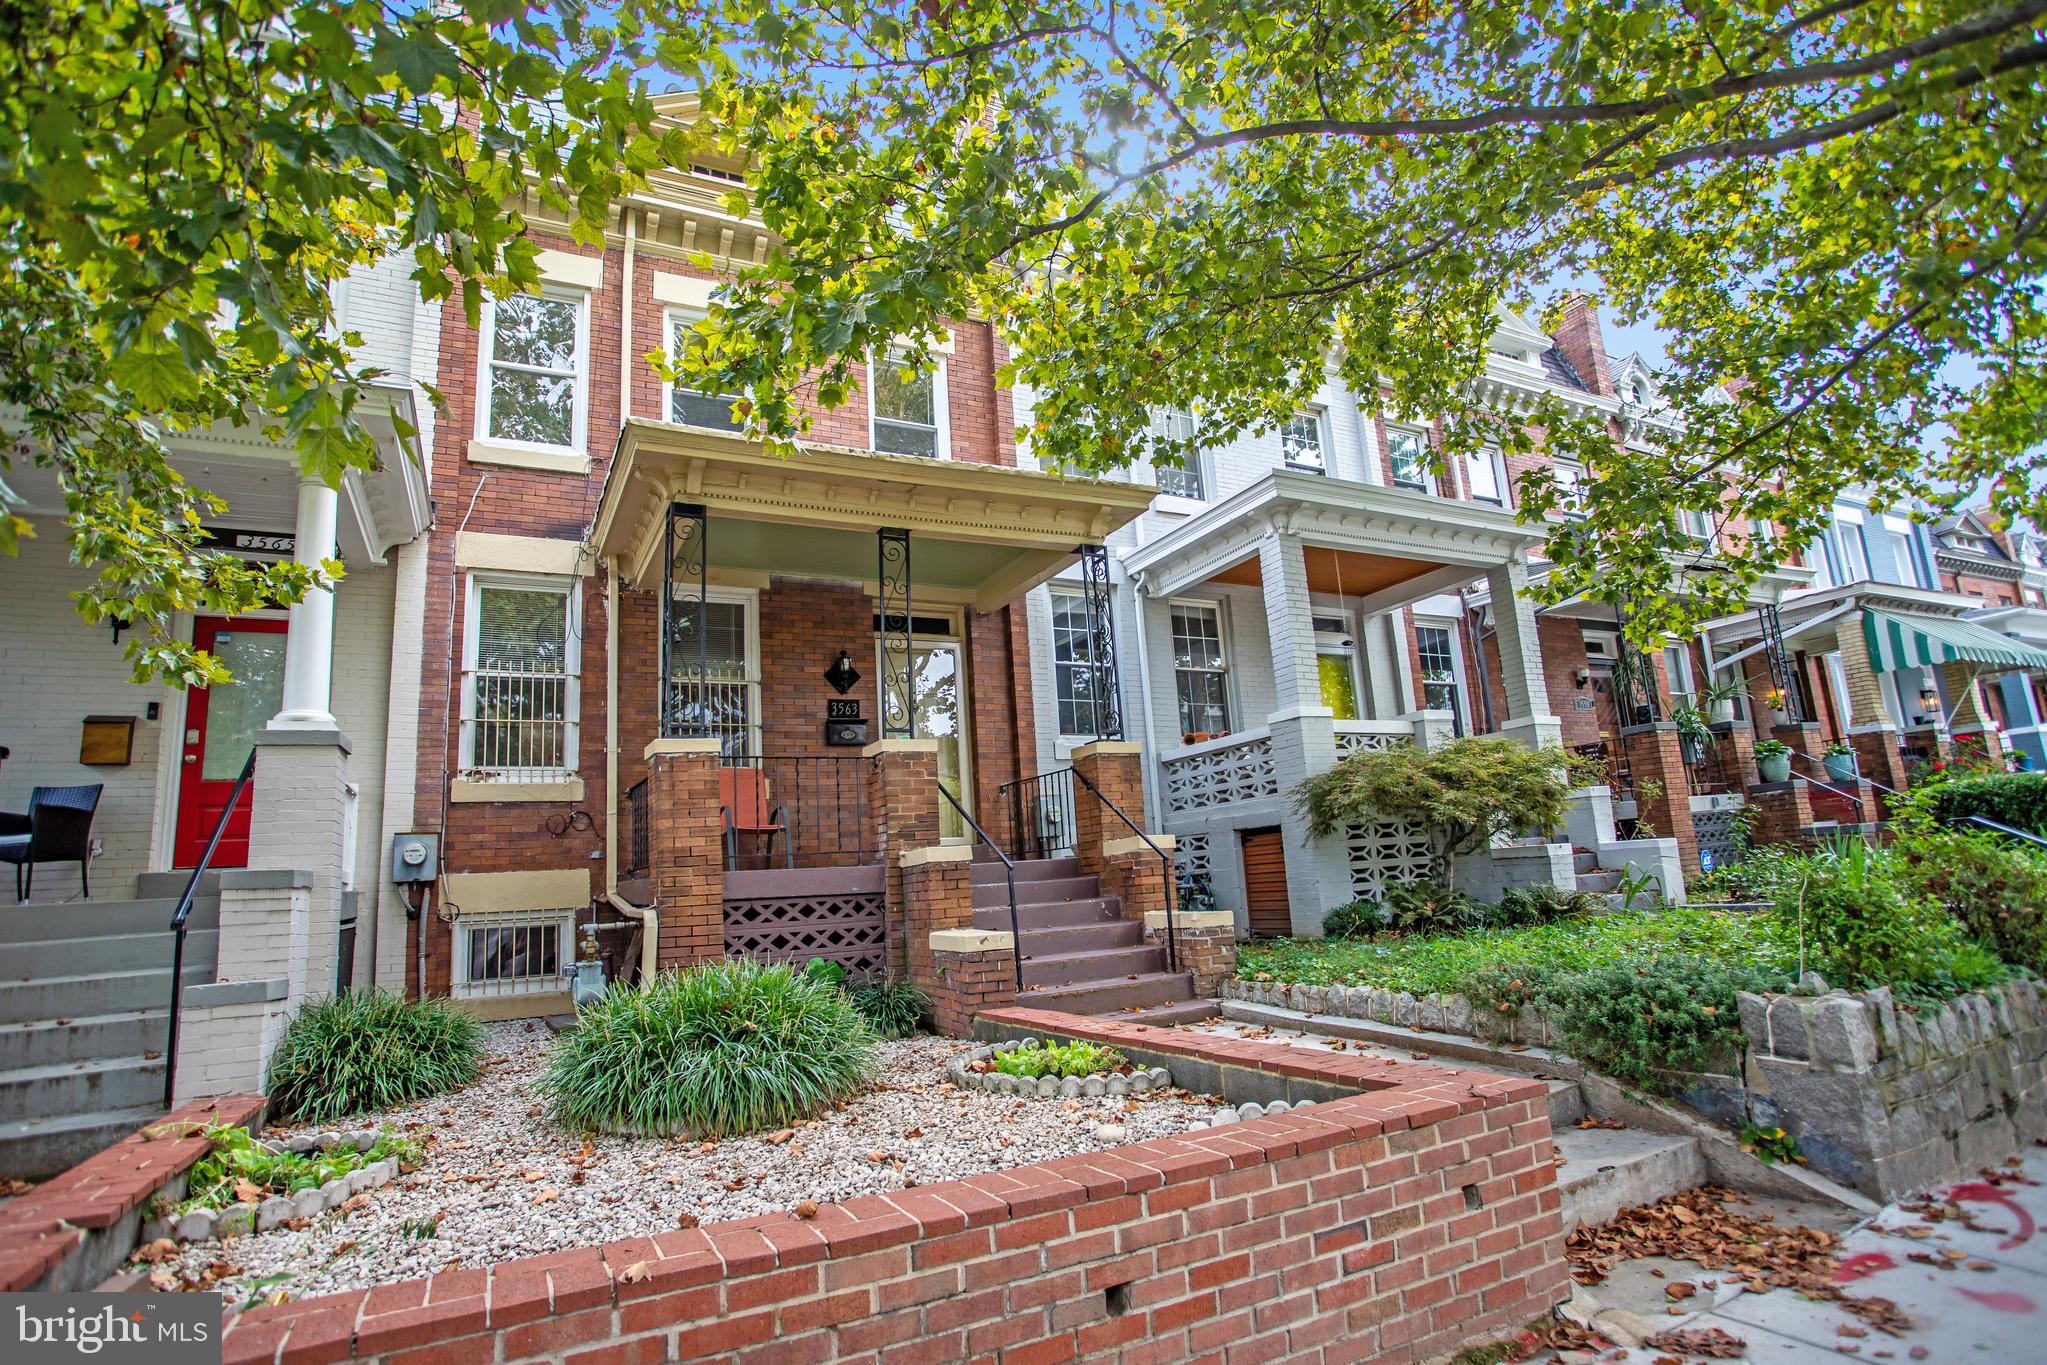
[1670,702,1713,766]
[1754,738,1793,784]
[1822,740,1859,783]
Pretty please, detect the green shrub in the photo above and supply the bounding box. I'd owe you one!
[1775,838,2008,999]
[1383,881,1484,935]
[542,960,877,1137]
[1894,827,2047,973]
[1921,771,2047,838]
[1686,843,1812,904]
[849,979,931,1038]
[1524,958,1788,1092]
[1485,884,1600,929]
[1322,900,1382,938]
[990,1038,1125,1079]
[266,990,483,1123]
[179,1122,419,1213]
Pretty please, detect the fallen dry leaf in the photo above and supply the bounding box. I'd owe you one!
[794,1200,818,1220]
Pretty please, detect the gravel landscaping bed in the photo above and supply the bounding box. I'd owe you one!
[153,1021,1223,1302]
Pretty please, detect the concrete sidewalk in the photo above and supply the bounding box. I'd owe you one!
[1564,1146,2046,1362]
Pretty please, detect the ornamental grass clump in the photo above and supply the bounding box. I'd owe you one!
[266,990,484,1123]
[543,959,877,1137]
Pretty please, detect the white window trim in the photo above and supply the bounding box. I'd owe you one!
[460,572,583,780]
[1281,409,1330,475]
[1552,462,1588,519]
[474,288,591,455]
[1412,617,1471,733]
[1168,598,1232,736]
[671,585,763,755]
[661,307,747,431]
[1384,426,1435,494]
[1050,588,1106,739]
[453,909,575,999]
[1312,608,1365,719]
[1464,447,1508,506]
[867,349,950,459]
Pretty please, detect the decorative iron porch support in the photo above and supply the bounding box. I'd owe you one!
[1612,603,1663,726]
[1077,543,1124,740]
[1759,603,1804,724]
[662,502,710,739]
[878,527,915,739]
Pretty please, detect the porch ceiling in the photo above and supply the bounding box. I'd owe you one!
[592,419,1155,610]
[1124,469,1545,612]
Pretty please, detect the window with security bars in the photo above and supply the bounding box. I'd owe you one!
[667,312,744,431]
[1171,603,1230,737]
[1051,591,1108,736]
[456,913,569,997]
[667,596,757,757]
[1415,624,1465,735]
[1150,408,1204,498]
[480,292,584,449]
[463,579,579,778]
[1280,412,1326,474]
[1386,428,1433,492]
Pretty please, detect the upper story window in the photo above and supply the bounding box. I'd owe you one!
[1553,462,1587,518]
[478,291,588,451]
[1050,591,1108,737]
[665,311,744,432]
[870,350,948,458]
[1280,411,1327,475]
[1385,428,1433,492]
[461,575,581,780]
[1151,408,1204,499]
[1170,603,1230,739]
[1830,506,1871,583]
[1870,513,1927,587]
[1464,448,1507,506]
[1677,507,1714,543]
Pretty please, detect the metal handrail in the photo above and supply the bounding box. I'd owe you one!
[936,785,1024,994]
[1960,813,2047,849]
[1779,751,1868,824]
[164,748,256,1107]
[1070,766,1178,973]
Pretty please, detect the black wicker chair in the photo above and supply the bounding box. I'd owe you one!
[0,784,103,902]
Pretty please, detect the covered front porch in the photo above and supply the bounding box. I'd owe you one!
[588,419,1153,991]
[1120,470,1566,935]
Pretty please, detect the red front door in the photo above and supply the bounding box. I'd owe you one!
[173,616,289,868]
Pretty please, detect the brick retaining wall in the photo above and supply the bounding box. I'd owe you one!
[219,1010,1567,1364]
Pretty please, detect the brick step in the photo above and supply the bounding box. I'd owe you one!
[971,897,1124,931]
[972,875,1100,909]
[1013,921,1147,954]
[1016,971,1197,1015]
[0,1055,164,1125]
[0,898,213,945]
[1018,945,1168,989]
[970,855,1081,882]
[0,1010,168,1070]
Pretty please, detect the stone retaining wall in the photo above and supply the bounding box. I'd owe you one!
[1225,978,1544,1045]
[218,1008,1568,1365]
[1735,980,2047,1199]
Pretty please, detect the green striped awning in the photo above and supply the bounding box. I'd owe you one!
[1862,608,2047,673]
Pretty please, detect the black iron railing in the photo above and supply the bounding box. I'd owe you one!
[1960,814,2047,848]
[937,784,1024,992]
[997,767,1078,861]
[721,753,871,871]
[622,778,650,879]
[164,748,255,1108]
[1070,765,1178,972]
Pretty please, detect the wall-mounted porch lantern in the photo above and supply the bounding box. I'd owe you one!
[824,650,862,695]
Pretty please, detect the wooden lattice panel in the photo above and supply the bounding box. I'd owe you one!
[722,866,888,979]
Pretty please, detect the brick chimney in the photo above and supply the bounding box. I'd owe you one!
[1549,293,1616,397]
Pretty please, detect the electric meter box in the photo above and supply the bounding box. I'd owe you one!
[390,833,440,884]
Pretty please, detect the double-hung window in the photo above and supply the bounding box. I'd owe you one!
[1050,591,1109,736]
[1553,463,1587,518]
[1830,506,1871,582]
[1464,448,1507,505]
[1280,411,1327,475]
[1386,428,1433,492]
[1170,604,1230,738]
[1414,623,1466,735]
[1151,408,1204,499]
[478,291,587,451]
[462,576,581,780]
[1677,506,1715,543]
[665,311,744,431]
[668,591,759,758]
[870,349,947,458]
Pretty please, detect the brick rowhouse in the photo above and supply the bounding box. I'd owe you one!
[217,1011,1569,1365]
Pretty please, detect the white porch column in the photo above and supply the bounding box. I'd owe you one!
[1257,531,1351,932]
[273,475,340,729]
[1487,558,1563,748]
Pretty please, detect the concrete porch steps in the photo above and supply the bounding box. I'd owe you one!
[1553,1127,1709,1232]
[0,892,219,1180]
[986,858,1219,1024]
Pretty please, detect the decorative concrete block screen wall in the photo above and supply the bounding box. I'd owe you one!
[1737,980,2047,1200]
[220,1009,1568,1365]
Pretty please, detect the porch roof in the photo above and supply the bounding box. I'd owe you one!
[1700,582,1984,652]
[590,420,1156,610]
[1122,469,1544,611]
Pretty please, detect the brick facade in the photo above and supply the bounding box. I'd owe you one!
[219,1010,1568,1365]
[645,743,724,968]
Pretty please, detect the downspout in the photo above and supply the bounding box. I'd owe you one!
[1130,581,1162,830]
[602,559,658,981]
[603,207,657,981]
